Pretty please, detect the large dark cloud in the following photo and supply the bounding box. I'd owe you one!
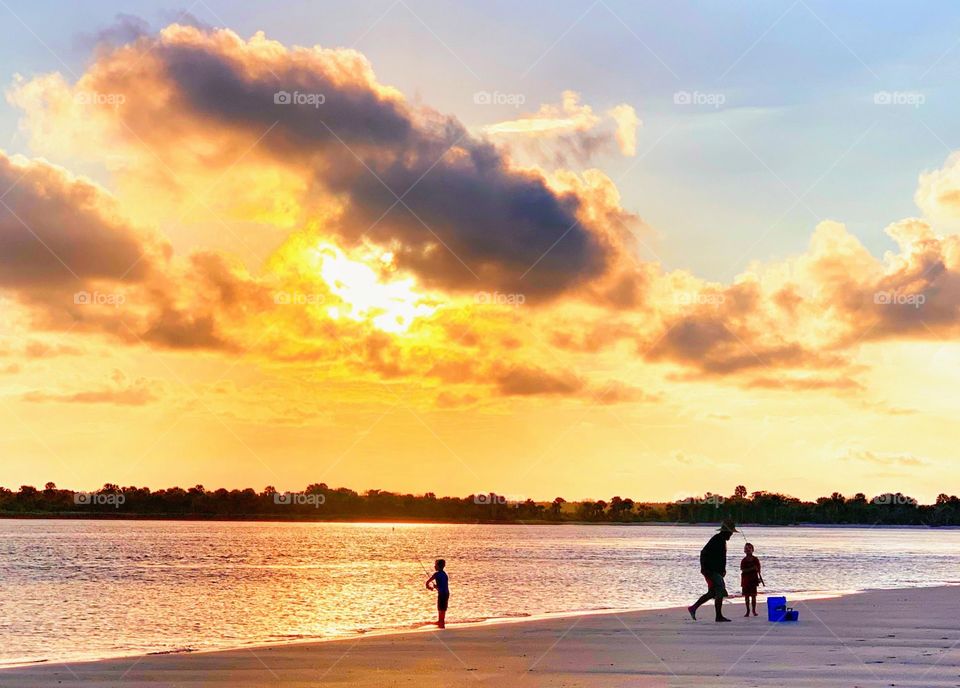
[160,43,414,150]
[86,27,616,298]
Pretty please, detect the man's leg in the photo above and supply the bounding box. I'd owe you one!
[691,590,713,610]
[714,595,730,621]
[713,576,731,622]
[688,587,714,620]
[744,594,750,617]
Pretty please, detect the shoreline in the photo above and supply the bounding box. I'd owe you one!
[0,584,933,672]
[1,514,954,529]
[5,585,960,686]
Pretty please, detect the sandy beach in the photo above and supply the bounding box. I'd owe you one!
[3,585,958,687]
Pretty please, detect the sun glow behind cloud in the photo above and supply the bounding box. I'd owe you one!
[310,243,436,334]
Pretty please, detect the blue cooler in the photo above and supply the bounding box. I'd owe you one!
[767,596,788,622]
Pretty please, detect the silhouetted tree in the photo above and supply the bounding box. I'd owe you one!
[0,483,950,525]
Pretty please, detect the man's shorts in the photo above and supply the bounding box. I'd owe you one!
[703,573,728,598]
[437,592,450,611]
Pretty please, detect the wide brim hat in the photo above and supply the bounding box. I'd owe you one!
[719,519,739,533]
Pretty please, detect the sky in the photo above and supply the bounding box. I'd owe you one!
[1,0,960,502]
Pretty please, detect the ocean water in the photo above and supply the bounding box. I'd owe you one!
[1,520,958,666]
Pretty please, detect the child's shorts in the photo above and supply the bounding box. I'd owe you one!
[742,585,758,596]
[438,592,450,611]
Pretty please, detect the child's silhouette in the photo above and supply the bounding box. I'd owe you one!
[740,543,762,616]
[425,559,449,628]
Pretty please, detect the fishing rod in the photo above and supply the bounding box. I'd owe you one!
[394,527,437,587]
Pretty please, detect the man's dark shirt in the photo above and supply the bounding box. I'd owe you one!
[700,532,728,575]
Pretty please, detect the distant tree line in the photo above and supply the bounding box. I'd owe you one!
[1,483,958,526]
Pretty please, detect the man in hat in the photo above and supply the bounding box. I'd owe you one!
[687,519,737,622]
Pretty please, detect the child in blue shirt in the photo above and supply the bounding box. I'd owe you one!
[425,559,449,628]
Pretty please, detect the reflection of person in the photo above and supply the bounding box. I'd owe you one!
[687,519,737,623]
[740,543,762,617]
[425,559,449,629]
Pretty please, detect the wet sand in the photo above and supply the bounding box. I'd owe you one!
[3,585,959,687]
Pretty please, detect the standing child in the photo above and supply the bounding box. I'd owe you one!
[740,543,762,617]
[425,559,449,629]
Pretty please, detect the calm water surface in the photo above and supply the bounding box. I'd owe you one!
[1,520,958,666]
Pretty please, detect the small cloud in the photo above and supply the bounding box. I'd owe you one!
[841,449,925,467]
[22,371,161,406]
[435,391,479,408]
[494,364,584,396]
[74,13,150,50]
[743,374,864,392]
[592,381,661,404]
[484,91,641,165]
[23,340,84,358]
[484,90,600,136]
[608,104,640,156]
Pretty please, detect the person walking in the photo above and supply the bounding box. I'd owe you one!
[687,519,737,623]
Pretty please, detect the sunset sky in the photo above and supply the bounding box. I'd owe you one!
[2,1,960,502]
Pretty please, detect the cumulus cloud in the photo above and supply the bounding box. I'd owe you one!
[916,152,960,223]
[637,218,960,380]
[0,152,165,288]
[0,150,270,352]
[10,27,639,300]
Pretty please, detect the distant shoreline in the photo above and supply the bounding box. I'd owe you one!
[0,514,955,528]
